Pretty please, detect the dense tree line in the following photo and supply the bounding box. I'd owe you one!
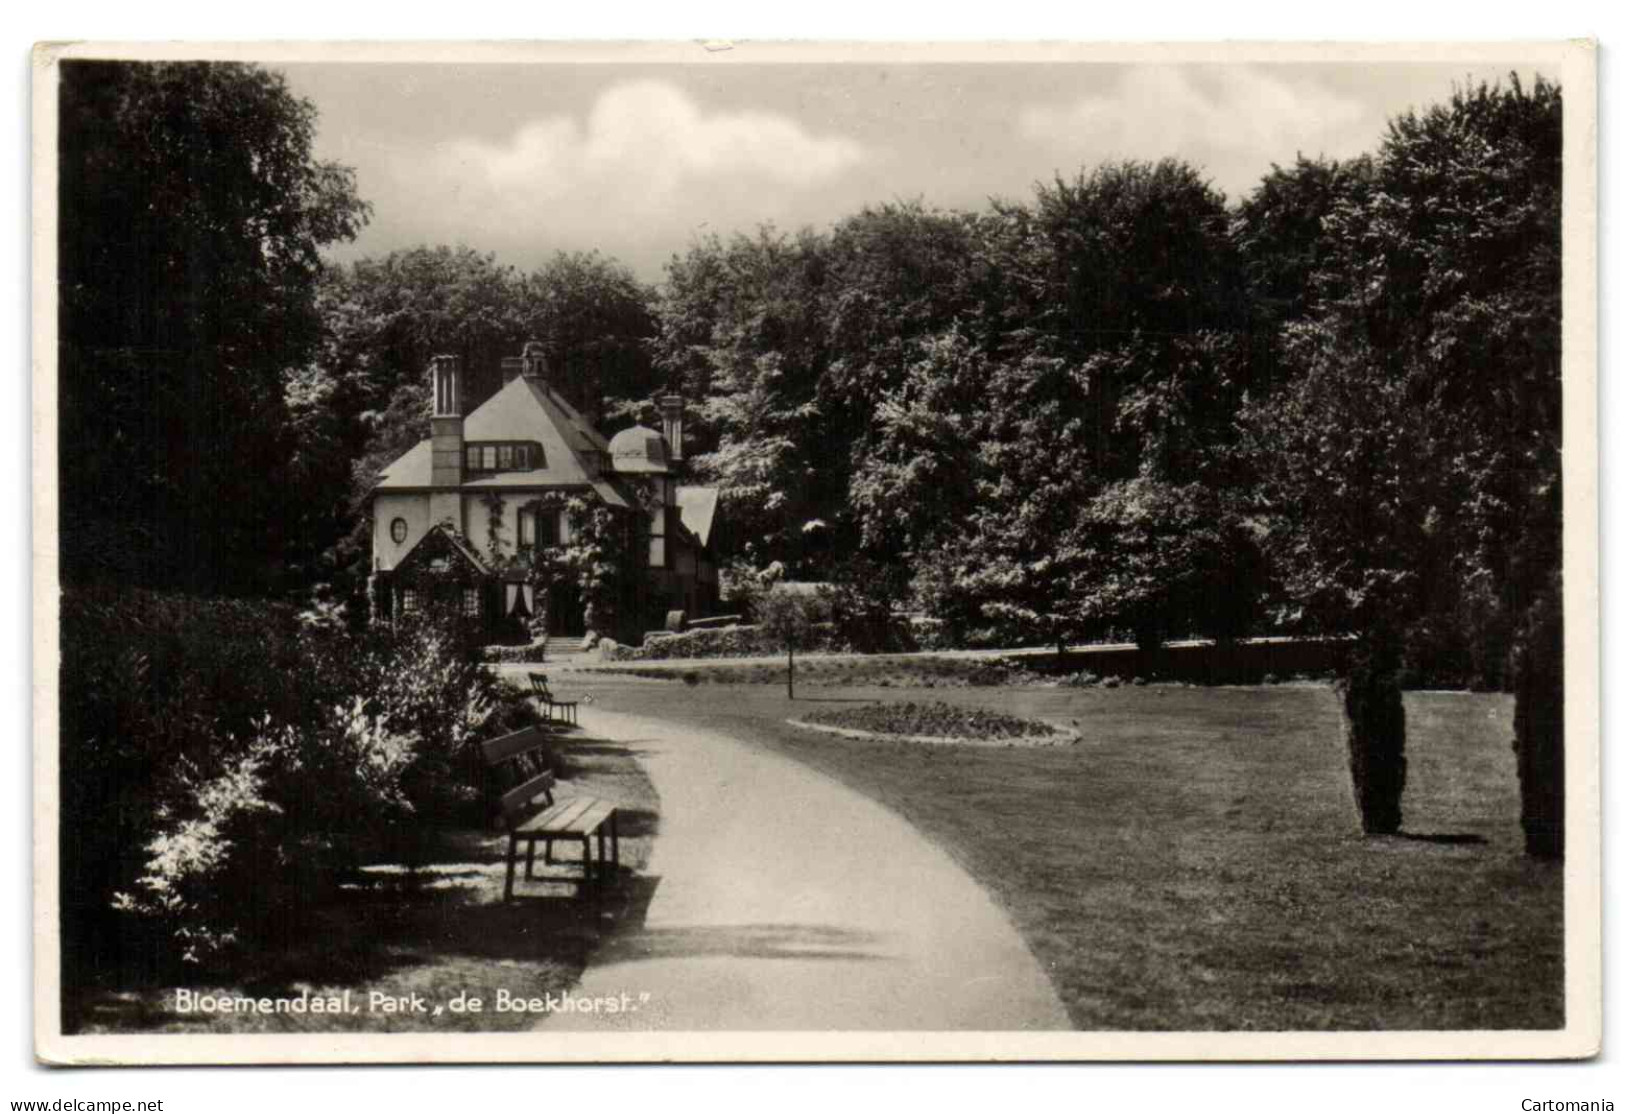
[57,63,1565,853]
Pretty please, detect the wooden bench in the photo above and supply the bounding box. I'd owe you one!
[527,672,580,726]
[480,726,618,901]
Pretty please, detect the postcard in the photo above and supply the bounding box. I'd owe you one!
[32,38,1599,1065]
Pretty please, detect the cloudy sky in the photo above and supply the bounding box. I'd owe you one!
[282,57,1545,282]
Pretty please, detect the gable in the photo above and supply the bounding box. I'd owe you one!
[394,523,488,579]
[376,439,433,488]
[374,378,612,492]
[676,486,720,548]
[466,377,608,460]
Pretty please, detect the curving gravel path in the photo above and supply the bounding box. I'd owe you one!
[537,706,1069,1032]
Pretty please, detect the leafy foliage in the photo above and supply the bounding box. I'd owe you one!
[1245,75,1563,846]
[58,61,369,593]
[482,491,644,638]
[753,583,833,698]
[60,585,531,981]
[1065,478,1264,650]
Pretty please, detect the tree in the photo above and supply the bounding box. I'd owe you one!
[877,163,1253,647]
[519,251,660,427]
[1250,75,1563,851]
[1065,477,1264,650]
[1232,155,1377,397]
[656,227,837,572]
[754,584,829,700]
[58,61,369,593]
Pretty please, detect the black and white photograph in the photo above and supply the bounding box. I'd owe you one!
[31,39,1598,1066]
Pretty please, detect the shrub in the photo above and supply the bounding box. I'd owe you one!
[910,617,952,651]
[1512,576,1564,859]
[1070,478,1266,649]
[820,557,912,653]
[481,640,550,664]
[618,622,851,662]
[59,587,318,992]
[113,704,418,962]
[1340,637,1407,835]
[362,610,512,828]
[59,584,526,984]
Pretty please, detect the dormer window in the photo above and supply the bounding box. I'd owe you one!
[465,442,539,473]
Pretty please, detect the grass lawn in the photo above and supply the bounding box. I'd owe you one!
[554,667,1563,1031]
[71,730,659,1034]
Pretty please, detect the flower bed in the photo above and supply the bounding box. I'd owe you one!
[801,700,1060,742]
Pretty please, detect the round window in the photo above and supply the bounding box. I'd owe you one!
[390,517,409,544]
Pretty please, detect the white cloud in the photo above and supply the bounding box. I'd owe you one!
[449,81,864,196]
[385,80,865,270]
[1018,67,1372,197]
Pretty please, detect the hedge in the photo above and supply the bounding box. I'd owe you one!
[481,640,550,664]
[604,622,852,662]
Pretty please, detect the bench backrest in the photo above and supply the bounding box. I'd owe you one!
[480,725,555,831]
[527,672,554,700]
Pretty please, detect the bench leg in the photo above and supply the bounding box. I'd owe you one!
[579,835,593,895]
[611,812,620,873]
[597,827,607,882]
[544,838,554,865]
[503,833,519,902]
[525,840,537,880]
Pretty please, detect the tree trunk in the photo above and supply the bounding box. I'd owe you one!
[1512,576,1564,859]
[787,643,795,701]
[1341,628,1406,835]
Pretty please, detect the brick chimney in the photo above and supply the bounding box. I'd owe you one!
[658,393,686,462]
[429,354,464,489]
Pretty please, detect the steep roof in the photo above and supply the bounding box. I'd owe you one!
[374,376,631,507]
[376,440,432,488]
[608,423,671,474]
[466,376,610,455]
[675,486,720,547]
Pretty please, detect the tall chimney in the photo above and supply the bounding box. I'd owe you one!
[521,339,548,385]
[429,354,464,490]
[659,393,685,462]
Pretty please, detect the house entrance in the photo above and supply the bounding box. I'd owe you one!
[550,581,585,638]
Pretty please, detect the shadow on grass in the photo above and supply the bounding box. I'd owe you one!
[1392,832,1490,846]
[80,867,662,1033]
[68,718,665,1035]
